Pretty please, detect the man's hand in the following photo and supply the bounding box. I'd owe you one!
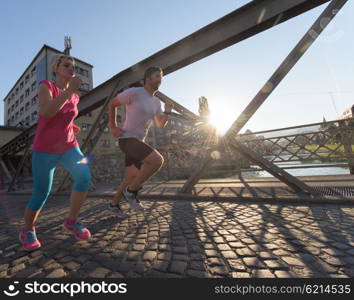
[164,100,174,113]
[110,126,124,137]
[73,123,81,135]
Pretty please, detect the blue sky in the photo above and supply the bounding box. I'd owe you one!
[0,0,353,133]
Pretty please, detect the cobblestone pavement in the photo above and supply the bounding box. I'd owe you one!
[1,193,354,278]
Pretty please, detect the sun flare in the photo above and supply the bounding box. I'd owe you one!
[207,109,235,136]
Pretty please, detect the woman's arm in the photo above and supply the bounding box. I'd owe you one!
[38,77,82,119]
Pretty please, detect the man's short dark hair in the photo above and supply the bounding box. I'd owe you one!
[144,66,163,83]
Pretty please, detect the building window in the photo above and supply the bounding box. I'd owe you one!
[25,75,30,85]
[75,66,89,77]
[31,111,38,121]
[11,104,14,112]
[31,81,37,92]
[25,89,30,97]
[20,95,24,103]
[31,66,36,77]
[25,116,30,126]
[100,140,110,147]
[15,112,19,119]
[31,96,37,106]
[20,82,24,89]
[82,123,92,132]
[15,88,19,95]
[15,100,19,107]
[20,107,24,115]
[81,83,90,91]
[25,102,30,111]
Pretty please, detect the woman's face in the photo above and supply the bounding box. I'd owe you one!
[55,58,75,79]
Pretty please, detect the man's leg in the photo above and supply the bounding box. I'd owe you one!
[111,165,139,206]
[128,149,164,192]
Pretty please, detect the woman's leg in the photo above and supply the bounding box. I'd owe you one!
[59,146,91,220]
[25,151,59,230]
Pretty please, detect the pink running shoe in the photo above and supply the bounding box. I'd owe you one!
[63,219,91,240]
[19,227,41,251]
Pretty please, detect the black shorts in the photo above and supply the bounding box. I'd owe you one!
[118,138,154,169]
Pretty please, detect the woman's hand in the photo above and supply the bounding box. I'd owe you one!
[67,76,83,93]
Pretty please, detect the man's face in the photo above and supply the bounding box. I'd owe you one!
[146,71,163,90]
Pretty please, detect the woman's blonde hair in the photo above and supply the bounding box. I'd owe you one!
[51,54,75,75]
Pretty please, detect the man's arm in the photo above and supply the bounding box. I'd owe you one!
[154,113,169,128]
[108,97,121,129]
[155,99,173,128]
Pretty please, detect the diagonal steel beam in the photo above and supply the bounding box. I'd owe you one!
[0,0,331,158]
[7,140,32,192]
[181,0,348,194]
[155,91,200,122]
[225,0,348,138]
[5,156,17,175]
[228,139,318,194]
[157,92,319,195]
[0,156,12,182]
[76,0,331,117]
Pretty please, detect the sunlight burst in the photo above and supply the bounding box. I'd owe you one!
[207,109,236,136]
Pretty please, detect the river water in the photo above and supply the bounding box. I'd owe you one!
[238,154,349,178]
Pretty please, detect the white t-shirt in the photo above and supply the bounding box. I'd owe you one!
[115,87,163,141]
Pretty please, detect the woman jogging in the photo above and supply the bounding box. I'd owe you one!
[20,54,92,251]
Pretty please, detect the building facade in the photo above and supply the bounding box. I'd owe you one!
[3,45,93,128]
[337,105,354,120]
[1,44,128,157]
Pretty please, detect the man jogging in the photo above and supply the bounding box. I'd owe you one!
[108,66,173,217]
